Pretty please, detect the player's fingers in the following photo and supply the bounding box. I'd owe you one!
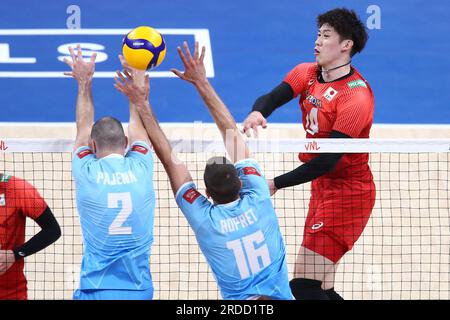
[113,76,123,86]
[68,46,76,62]
[116,70,128,83]
[261,118,268,129]
[242,122,249,131]
[90,52,97,64]
[113,83,126,95]
[199,46,206,63]
[183,41,193,62]
[123,69,133,81]
[240,124,250,135]
[119,54,132,70]
[251,124,259,138]
[113,77,127,92]
[76,44,82,59]
[118,54,125,65]
[170,68,184,79]
[193,41,199,60]
[63,58,73,68]
[243,125,253,138]
[115,74,128,89]
[176,46,189,67]
[271,187,278,196]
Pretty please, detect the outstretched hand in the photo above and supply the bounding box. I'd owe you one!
[118,54,146,85]
[114,69,149,106]
[63,44,97,83]
[171,41,206,85]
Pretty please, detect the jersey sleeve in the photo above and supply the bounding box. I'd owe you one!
[125,141,154,176]
[72,146,96,182]
[13,177,48,220]
[175,182,212,233]
[333,90,374,137]
[235,159,270,199]
[283,63,316,98]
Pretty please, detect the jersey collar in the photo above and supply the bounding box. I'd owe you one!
[215,198,240,208]
[101,153,124,159]
[317,67,354,83]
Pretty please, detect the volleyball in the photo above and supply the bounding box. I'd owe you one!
[122,26,167,70]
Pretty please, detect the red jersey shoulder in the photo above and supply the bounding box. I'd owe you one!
[284,63,319,96]
[292,63,318,75]
[337,79,374,107]
[0,175,43,205]
[287,63,318,81]
[345,68,373,92]
[183,187,202,204]
[3,175,24,189]
[131,144,149,155]
[332,69,374,105]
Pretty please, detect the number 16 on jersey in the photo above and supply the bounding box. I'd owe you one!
[226,230,271,279]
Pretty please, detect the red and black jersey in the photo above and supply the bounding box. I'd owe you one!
[284,63,375,180]
[0,174,47,299]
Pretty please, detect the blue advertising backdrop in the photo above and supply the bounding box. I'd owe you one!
[0,0,449,124]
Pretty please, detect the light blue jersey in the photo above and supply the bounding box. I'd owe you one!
[72,141,155,294]
[176,159,293,300]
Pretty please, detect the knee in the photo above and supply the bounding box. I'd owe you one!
[289,278,329,300]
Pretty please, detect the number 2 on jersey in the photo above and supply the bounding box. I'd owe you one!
[108,192,132,235]
[226,230,271,279]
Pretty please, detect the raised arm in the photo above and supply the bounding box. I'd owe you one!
[118,55,151,146]
[114,71,193,195]
[171,42,250,163]
[63,44,96,151]
[242,82,294,137]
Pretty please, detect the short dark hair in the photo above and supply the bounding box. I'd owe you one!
[317,8,368,56]
[90,116,126,151]
[204,157,241,204]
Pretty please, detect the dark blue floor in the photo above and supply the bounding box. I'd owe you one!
[0,0,449,124]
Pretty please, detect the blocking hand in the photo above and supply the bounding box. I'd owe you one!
[114,69,149,106]
[118,54,146,86]
[63,44,97,83]
[171,41,206,85]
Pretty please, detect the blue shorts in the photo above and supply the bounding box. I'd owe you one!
[73,288,153,300]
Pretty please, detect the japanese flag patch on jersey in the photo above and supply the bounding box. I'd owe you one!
[323,87,338,102]
[0,193,5,206]
[183,187,201,204]
[243,167,261,176]
[131,145,149,155]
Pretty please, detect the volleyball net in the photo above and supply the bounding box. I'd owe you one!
[1,138,449,300]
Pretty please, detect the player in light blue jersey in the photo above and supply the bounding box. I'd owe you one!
[114,42,293,300]
[65,45,155,300]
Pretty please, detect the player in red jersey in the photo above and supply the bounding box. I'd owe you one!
[242,8,376,300]
[0,173,61,299]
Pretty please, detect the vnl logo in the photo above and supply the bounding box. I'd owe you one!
[0,29,215,78]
